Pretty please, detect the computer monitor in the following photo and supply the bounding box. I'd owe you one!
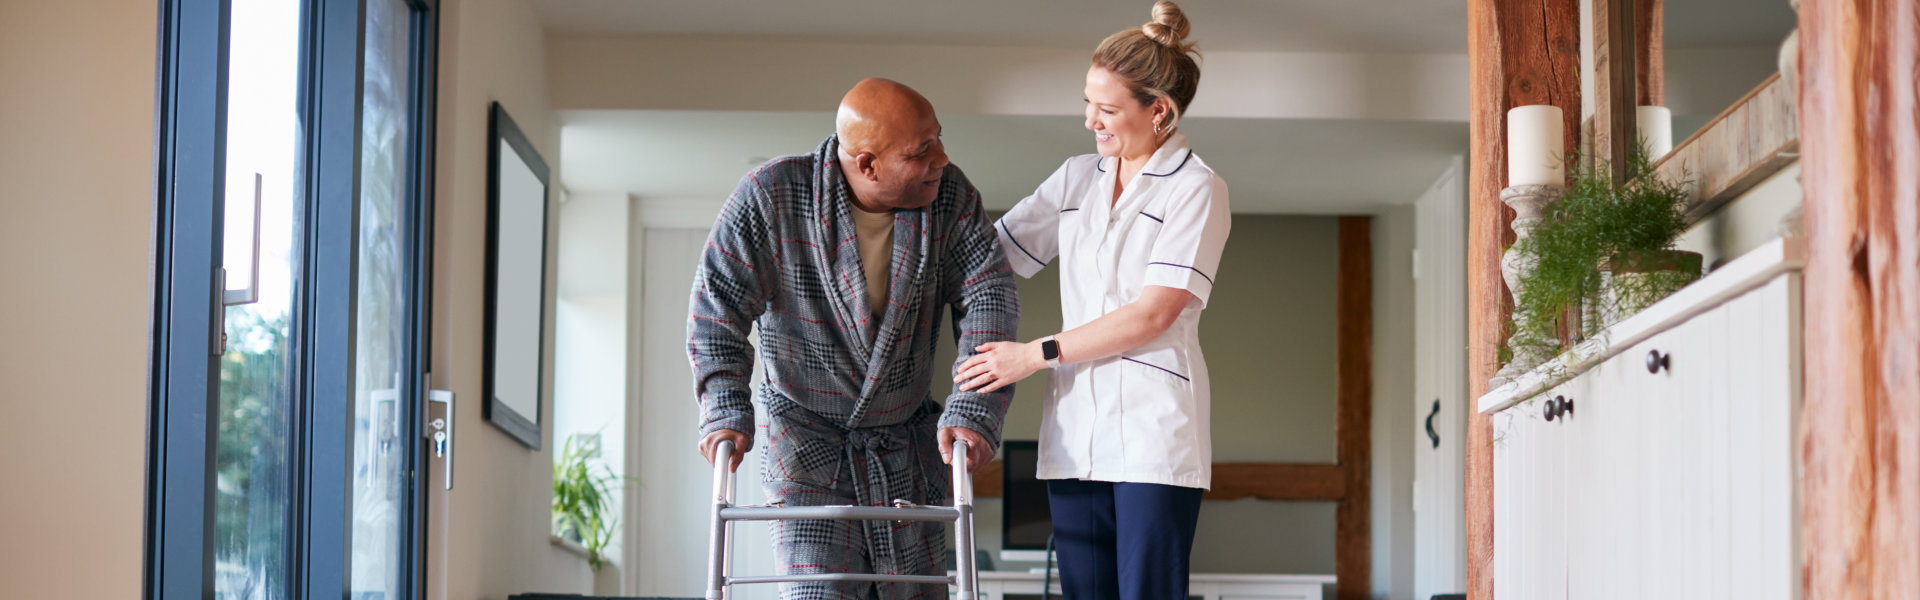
[999,440,1053,562]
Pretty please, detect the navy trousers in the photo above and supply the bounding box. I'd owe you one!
[1046,479,1204,600]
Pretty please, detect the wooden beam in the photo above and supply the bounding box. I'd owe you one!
[1635,0,1663,106]
[1208,464,1348,502]
[972,461,1347,502]
[1467,1,1580,598]
[1799,0,1920,597]
[1650,74,1798,223]
[1335,216,1373,600]
[1594,0,1639,181]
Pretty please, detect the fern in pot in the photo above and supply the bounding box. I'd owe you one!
[553,433,624,571]
[1509,146,1699,358]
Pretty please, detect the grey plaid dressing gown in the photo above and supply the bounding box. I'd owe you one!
[688,134,1019,600]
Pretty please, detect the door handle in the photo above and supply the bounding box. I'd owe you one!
[1425,399,1441,449]
[425,388,454,490]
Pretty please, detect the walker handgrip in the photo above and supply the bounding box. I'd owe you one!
[950,438,976,598]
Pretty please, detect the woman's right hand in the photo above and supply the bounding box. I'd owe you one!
[955,340,1046,393]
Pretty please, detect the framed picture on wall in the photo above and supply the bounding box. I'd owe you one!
[484,101,549,450]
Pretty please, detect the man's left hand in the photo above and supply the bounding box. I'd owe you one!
[938,426,993,474]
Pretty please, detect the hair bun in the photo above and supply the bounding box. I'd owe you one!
[1141,1,1192,50]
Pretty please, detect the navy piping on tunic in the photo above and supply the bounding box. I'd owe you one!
[1138,211,1164,223]
[1121,356,1190,381]
[998,220,1045,267]
[1148,261,1214,284]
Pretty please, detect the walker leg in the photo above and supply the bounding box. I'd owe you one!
[705,441,735,600]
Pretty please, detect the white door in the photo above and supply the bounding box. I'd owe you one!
[634,228,778,600]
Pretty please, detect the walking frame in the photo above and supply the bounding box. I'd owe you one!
[704,439,979,600]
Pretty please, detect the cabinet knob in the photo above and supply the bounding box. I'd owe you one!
[1542,395,1573,422]
[1646,350,1670,374]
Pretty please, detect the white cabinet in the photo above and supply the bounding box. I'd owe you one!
[1484,242,1801,600]
[960,572,1335,600]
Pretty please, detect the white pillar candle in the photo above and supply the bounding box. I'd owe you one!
[1638,105,1674,160]
[1507,105,1565,187]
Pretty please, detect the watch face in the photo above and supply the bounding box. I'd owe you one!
[1042,339,1059,361]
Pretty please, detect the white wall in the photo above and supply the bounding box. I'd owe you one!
[428,0,595,597]
[0,1,156,597]
[1675,162,1803,271]
[547,36,1468,121]
[1372,206,1419,599]
[554,191,630,566]
[552,192,633,561]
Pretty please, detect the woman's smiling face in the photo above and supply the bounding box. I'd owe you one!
[1084,65,1167,160]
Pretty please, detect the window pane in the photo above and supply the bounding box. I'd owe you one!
[215,0,302,598]
[350,0,415,597]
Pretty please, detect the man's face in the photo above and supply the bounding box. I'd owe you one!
[866,116,948,210]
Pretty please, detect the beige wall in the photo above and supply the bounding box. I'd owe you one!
[0,1,157,597]
[547,36,1470,122]
[430,0,598,598]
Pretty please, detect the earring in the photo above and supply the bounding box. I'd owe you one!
[1153,120,1165,134]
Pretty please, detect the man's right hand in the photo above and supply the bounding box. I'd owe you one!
[698,429,752,473]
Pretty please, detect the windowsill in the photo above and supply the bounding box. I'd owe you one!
[549,534,618,569]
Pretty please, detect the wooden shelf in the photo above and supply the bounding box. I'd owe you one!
[1477,235,1804,415]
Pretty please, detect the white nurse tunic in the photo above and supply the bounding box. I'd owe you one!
[994,133,1231,490]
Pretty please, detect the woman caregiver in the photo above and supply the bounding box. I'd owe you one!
[954,2,1231,599]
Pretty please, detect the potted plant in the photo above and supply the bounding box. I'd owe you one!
[553,433,623,572]
[1507,146,1699,360]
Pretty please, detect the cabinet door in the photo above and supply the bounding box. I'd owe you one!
[1494,380,1574,600]
[1567,274,1802,600]
[1638,298,1720,600]
[1718,276,1800,599]
[1564,333,1649,600]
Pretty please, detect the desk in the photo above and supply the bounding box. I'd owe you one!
[955,571,1336,600]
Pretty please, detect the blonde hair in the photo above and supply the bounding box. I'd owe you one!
[1092,1,1202,135]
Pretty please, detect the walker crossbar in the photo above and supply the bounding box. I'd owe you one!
[704,439,978,600]
[728,574,956,586]
[720,505,961,522]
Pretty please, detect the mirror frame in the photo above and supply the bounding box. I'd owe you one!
[483,101,550,450]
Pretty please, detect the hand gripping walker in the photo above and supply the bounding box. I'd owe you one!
[704,439,980,600]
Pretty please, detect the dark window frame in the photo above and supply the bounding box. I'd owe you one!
[144,0,438,597]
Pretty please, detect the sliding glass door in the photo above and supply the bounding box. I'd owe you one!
[147,1,438,599]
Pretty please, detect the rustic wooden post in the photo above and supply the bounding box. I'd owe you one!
[1798,0,1920,597]
[1635,0,1663,107]
[1592,0,1639,181]
[1466,0,1580,597]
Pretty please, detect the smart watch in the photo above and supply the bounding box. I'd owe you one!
[1040,335,1062,369]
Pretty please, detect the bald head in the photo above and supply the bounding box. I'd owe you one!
[834,78,949,211]
[836,78,938,157]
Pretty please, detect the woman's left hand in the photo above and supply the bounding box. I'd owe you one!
[954,341,1043,393]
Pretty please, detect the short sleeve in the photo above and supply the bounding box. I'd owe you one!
[1143,174,1230,307]
[995,159,1074,278]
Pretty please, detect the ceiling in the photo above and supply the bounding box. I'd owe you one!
[544,1,1785,214]
[532,0,1470,52]
[533,0,1796,53]
[559,110,1468,214]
